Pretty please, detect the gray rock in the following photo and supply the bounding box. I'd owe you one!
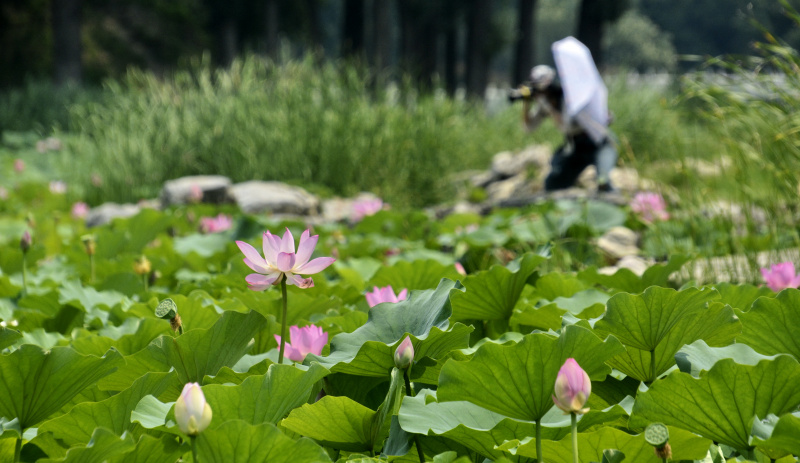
[230,181,319,215]
[596,226,639,260]
[491,146,550,178]
[616,255,650,276]
[160,175,232,206]
[86,203,141,228]
[486,174,528,203]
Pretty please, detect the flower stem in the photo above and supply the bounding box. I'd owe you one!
[571,412,579,463]
[535,420,542,462]
[14,437,21,463]
[191,435,198,463]
[21,254,27,297]
[89,254,95,283]
[404,369,425,463]
[142,273,148,292]
[278,277,288,364]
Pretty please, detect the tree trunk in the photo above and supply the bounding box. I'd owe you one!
[342,0,365,58]
[465,0,490,99]
[512,0,537,84]
[444,23,458,96]
[220,16,238,67]
[52,0,82,85]
[371,0,393,70]
[264,0,279,59]
[577,0,604,69]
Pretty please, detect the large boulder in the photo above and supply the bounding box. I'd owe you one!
[596,226,639,261]
[86,203,141,228]
[229,181,319,215]
[160,175,232,206]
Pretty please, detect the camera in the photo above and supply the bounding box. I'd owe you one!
[508,84,533,102]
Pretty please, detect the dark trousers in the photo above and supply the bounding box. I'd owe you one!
[544,133,616,191]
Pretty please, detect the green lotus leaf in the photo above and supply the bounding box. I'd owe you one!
[71,318,171,357]
[129,395,174,430]
[509,426,710,462]
[675,340,780,377]
[577,255,690,293]
[510,302,564,331]
[629,356,800,450]
[711,282,772,311]
[369,259,463,291]
[397,390,630,461]
[604,301,740,382]
[450,253,545,321]
[154,309,268,384]
[307,279,472,378]
[90,209,173,259]
[534,273,587,300]
[58,280,131,324]
[109,434,185,463]
[334,257,382,291]
[201,362,271,386]
[38,372,179,445]
[97,346,171,392]
[737,288,800,359]
[202,363,328,426]
[198,419,333,463]
[0,417,21,439]
[0,345,122,430]
[594,286,720,352]
[173,233,230,257]
[0,327,22,350]
[37,427,136,463]
[282,395,376,452]
[438,325,624,422]
[751,413,800,458]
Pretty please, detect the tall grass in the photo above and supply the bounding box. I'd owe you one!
[0,80,100,134]
[63,55,533,207]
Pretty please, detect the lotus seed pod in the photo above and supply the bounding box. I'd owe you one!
[155,298,178,320]
[644,422,670,448]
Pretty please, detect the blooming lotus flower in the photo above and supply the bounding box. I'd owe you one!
[49,180,67,194]
[552,358,591,414]
[200,214,232,233]
[13,159,24,173]
[236,228,335,290]
[760,262,800,292]
[274,325,328,362]
[351,197,384,222]
[365,285,408,308]
[174,383,212,436]
[71,202,89,219]
[630,192,669,223]
[394,336,414,369]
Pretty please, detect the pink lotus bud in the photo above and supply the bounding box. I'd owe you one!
[365,285,408,308]
[760,262,800,292]
[20,230,31,252]
[13,159,24,173]
[71,202,89,219]
[174,383,212,436]
[394,336,414,369]
[552,358,591,414]
[188,184,203,203]
[454,262,467,276]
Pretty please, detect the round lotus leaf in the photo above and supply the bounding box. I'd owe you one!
[645,423,669,447]
[155,298,178,319]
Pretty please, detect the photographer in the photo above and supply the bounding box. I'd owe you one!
[511,37,617,193]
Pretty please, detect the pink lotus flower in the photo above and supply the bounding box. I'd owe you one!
[630,192,669,223]
[365,285,408,308]
[274,325,328,362]
[13,159,25,173]
[760,262,800,292]
[454,262,467,276]
[552,358,591,414]
[200,214,232,234]
[188,184,203,203]
[49,180,67,194]
[71,202,89,219]
[394,336,415,369]
[351,197,385,222]
[236,228,335,290]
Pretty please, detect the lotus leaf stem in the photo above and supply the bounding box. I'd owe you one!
[536,420,542,463]
[278,277,288,364]
[191,435,198,463]
[404,369,425,463]
[14,437,21,462]
[21,254,27,297]
[650,349,657,384]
